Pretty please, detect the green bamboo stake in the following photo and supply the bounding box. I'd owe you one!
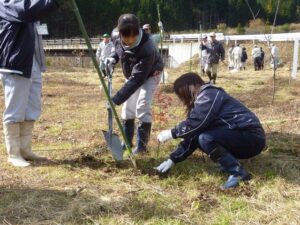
[70,0,136,168]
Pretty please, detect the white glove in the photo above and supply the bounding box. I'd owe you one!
[155,159,174,173]
[157,130,173,143]
[104,57,116,73]
[105,101,111,110]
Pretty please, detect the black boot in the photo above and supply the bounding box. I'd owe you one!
[212,73,217,84]
[206,71,212,83]
[208,145,251,189]
[122,119,135,150]
[134,122,151,154]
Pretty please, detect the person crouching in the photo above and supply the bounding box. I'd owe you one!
[155,73,266,189]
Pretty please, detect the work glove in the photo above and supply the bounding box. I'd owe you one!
[155,159,174,173]
[104,57,116,74]
[157,130,173,143]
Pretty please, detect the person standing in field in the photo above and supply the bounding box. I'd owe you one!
[96,33,114,77]
[0,0,59,167]
[227,44,235,71]
[270,43,280,69]
[155,73,266,189]
[260,47,265,70]
[251,45,261,71]
[240,47,248,70]
[199,35,208,75]
[201,32,225,84]
[232,43,243,71]
[104,14,164,154]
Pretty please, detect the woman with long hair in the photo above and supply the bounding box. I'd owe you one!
[155,72,265,189]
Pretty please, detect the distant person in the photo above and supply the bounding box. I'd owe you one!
[232,43,242,71]
[260,47,265,70]
[251,45,261,71]
[142,24,151,34]
[270,43,280,69]
[96,33,114,77]
[201,32,225,84]
[0,0,59,167]
[104,14,163,154]
[240,47,248,70]
[227,44,235,71]
[199,35,208,75]
[155,73,266,189]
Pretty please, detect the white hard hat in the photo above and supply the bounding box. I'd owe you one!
[142,24,151,30]
[202,34,207,39]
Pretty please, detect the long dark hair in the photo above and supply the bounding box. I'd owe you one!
[174,73,205,114]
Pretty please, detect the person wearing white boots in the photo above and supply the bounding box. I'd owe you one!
[0,0,59,167]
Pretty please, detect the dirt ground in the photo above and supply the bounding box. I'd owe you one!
[0,58,299,224]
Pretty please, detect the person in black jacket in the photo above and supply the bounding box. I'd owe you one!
[240,47,248,70]
[0,0,59,167]
[260,47,265,70]
[155,73,265,189]
[105,14,164,154]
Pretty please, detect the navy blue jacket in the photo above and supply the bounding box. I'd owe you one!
[110,30,164,105]
[170,84,264,163]
[0,0,58,78]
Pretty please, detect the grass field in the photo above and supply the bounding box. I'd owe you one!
[0,60,299,225]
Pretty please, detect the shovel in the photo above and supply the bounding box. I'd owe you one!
[102,66,123,161]
[70,0,136,167]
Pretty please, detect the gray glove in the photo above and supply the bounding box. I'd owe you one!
[104,57,116,74]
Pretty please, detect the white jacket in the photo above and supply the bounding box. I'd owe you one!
[232,46,242,58]
[251,47,261,58]
[271,46,280,58]
[96,41,114,61]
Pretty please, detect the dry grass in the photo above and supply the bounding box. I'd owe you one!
[0,59,299,225]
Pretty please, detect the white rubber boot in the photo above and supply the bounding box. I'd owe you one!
[20,121,46,161]
[3,123,30,167]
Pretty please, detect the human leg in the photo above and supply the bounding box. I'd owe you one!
[135,73,161,153]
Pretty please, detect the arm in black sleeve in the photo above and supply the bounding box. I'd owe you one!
[200,44,207,50]
[112,53,155,105]
[109,47,119,64]
[171,88,224,139]
[170,137,199,163]
[0,0,58,23]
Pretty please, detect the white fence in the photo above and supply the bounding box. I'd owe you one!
[168,32,300,78]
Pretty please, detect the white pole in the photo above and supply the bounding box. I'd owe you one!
[291,39,299,79]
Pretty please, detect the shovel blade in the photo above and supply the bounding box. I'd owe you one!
[102,130,123,161]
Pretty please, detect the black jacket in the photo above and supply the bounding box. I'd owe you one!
[201,40,225,64]
[0,0,58,78]
[241,51,248,62]
[110,30,164,105]
[170,84,264,163]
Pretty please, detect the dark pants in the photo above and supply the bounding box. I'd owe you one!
[198,127,265,159]
[254,57,261,71]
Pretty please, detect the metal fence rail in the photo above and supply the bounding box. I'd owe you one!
[43,38,101,46]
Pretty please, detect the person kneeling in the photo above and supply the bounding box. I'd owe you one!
[155,73,266,189]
